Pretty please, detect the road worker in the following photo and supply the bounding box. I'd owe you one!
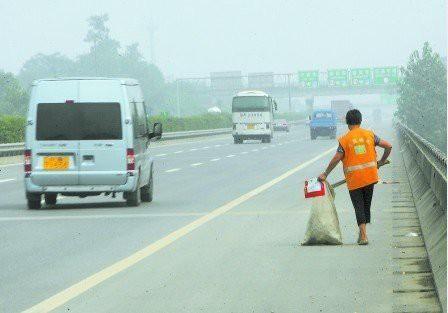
[318,109,392,245]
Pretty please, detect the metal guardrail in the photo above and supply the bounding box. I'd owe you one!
[160,128,231,141]
[0,120,306,158]
[395,118,447,209]
[0,129,231,157]
[0,142,24,157]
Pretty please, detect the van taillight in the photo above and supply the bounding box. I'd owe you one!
[127,149,135,172]
[24,149,32,176]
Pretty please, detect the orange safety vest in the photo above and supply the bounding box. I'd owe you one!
[338,127,378,190]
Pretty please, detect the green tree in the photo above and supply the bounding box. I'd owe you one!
[18,53,75,88]
[396,42,447,151]
[0,70,29,115]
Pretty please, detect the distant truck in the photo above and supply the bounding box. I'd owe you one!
[331,100,354,123]
[309,109,337,140]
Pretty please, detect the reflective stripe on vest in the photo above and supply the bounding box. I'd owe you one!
[343,161,377,174]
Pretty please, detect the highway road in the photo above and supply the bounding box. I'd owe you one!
[0,123,400,312]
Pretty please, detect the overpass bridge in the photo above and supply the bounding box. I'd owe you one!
[174,70,399,114]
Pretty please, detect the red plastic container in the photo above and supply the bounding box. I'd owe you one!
[304,179,326,198]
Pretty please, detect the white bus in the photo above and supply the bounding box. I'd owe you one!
[232,90,277,144]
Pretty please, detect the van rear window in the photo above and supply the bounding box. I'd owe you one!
[36,103,122,140]
[314,112,333,119]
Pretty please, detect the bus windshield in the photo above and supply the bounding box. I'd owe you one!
[232,96,269,112]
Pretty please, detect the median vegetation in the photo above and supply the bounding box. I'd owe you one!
[0,113,232,144]
[149,113,232,132]
[0,115,26,143]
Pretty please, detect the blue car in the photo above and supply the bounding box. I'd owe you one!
[309,109,337,140]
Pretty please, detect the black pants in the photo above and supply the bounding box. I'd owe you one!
[349,184,375,225]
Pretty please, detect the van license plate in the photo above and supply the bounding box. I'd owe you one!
[247,124,254,130]
[43,156,69,170]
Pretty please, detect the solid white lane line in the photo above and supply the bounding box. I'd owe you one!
[226,154,236,158]
[0,178,15,183]
[174,150,184,154]
[22,146,336,313]
[155,153,167,157]
[0,163,22,168]
[165,168,181,173]
[210,158,221,162]
[190,162,203,167]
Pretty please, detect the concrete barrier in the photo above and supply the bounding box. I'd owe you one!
[397,123,447,313]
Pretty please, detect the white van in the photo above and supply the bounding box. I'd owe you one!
[24,78,162,209]
[232,90,277,143]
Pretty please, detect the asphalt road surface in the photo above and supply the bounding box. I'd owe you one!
[0,123,399,313]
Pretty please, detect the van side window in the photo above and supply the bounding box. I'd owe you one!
[133,101,147,137]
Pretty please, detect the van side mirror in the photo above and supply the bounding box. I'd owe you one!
[149,122,162,140]
[274,101,278,111]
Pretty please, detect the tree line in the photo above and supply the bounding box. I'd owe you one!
[396,42,447,151]
[0,14,207,117]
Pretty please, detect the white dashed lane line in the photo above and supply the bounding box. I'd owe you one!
[226,154,236,158]
[210,158,221,162]
[155,153,167,157]
[251,149,259,152]
[0,163,22,168]
[261,147,268,150]
[214,144,221,147]
[240,151,248,155]
[0,178,15,184]
[189,148,198,151]
[190,162,203,167]
[174,150,184,154]
[165,168,181,173]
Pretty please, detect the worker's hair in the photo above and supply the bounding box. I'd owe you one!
[346,109,362,125]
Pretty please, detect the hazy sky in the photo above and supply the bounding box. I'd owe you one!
[1,0,446,79]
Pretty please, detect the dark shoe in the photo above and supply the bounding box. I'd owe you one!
[358,239,369,245]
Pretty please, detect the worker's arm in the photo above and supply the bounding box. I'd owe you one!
[318,151,344,181]
[377,139,392,167]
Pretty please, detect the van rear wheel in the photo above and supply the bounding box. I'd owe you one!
[44,194,57,206]
[126,187,141,207]
[141,171,153,203]
[27,193,42,210]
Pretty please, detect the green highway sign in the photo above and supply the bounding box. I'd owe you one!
[373,67,399,85]
[350,68,372,86]
[298,71,319,88]
[328,69,349,87]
